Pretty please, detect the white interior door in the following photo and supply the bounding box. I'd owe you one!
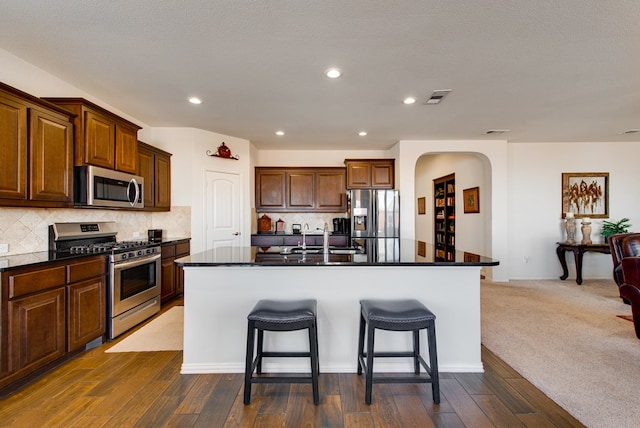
[205,171,241,250]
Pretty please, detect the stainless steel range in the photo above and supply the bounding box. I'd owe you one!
[49,222,161,339]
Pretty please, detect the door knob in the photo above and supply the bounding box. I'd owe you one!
[233,232,241,236]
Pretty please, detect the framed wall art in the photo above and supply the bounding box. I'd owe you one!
[561,172,609,218]
[463,187,480,213]
[417,197,426,215]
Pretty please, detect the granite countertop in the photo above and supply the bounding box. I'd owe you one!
[0,237,191,272]
[175,240,499,267]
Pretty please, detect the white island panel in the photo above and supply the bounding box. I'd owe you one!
[181,265,482,374]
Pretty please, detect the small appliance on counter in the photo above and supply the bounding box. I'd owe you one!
[148,229,163,242]
[332,217,350,235]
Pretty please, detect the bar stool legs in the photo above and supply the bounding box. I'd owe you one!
[357,299,440,405]
[244,299,319,405]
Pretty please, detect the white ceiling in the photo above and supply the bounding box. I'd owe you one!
[1,0,639,150]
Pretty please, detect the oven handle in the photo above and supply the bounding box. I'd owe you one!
[118,299,159,321]
[113,252,161,270]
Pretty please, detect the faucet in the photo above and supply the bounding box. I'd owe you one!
[302,223,309,249]
[323,222,329,254]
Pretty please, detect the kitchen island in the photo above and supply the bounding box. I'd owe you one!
[175,241,498,374]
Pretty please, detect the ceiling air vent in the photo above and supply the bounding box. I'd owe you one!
[621,129,640,134]
[485,129,510,135]
[424,89,452,105]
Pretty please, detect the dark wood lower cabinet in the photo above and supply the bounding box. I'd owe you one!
[66,278,106,352]
[0,256,106,391]
[8,287,66,374]
[161,240,190,304]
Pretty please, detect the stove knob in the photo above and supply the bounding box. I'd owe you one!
[137,250,143,256]
[121,253,128,260]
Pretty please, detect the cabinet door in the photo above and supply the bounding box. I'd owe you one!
[371,161,394,188]
[346,162,371,188]
[175,264,185,296]
[287,171,314,210]
[138,144,155,208]
[84,110,115,169]
[155,152,171,209]
[67,277,105,352]
[0,94,27,200]
[115,122,138,174]
[8,287,65,373]
[161,256,176,303]
[29,108,73,202]
[256,170,286,210]
[316,170,346,211]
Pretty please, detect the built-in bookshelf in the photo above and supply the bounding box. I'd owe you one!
[434,173,455,261]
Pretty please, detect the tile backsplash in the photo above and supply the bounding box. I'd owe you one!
[257,212,348,234]
[0,206,191,256]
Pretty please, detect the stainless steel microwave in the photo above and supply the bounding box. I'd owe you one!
[75,165,144,209]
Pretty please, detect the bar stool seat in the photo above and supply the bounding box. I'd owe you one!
[244,299,319,405]
[357,299,440,405]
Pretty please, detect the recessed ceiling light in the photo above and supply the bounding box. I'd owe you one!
[275,130,285,136]
[403,97,417,105]
[188,97,202,105]
[325,68,342,79]
[358,131,367,136]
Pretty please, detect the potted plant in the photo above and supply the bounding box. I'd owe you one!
[601,218,631,239]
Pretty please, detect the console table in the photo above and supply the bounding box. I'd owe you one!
[556,242,611,285]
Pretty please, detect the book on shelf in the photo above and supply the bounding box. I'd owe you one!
[447,183,455,193]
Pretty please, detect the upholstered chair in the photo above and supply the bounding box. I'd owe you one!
[620,256,640,339]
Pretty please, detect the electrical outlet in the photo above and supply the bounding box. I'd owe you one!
[524,256,530,264]
[133,232,141,238]
[0,243,8,254]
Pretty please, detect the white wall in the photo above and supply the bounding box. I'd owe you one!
[398,140,509,282]
[148,128,252,254]
[415,153,491,268]
[507,142,640,280]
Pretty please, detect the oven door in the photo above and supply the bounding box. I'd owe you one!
[110,253,161,317]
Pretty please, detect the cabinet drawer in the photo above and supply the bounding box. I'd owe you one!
[8,265,66,299]
[162,244,176,258]
[67,257,106,283]
[175,242,190,256]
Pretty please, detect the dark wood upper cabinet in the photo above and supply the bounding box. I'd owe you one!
[115,122,139,174]
[0,82,74,207]
[316,170,347,210]
[256,169,286,210]
[137,141,172,211]
[29,107,73,202]
[287,171,315,209]
[0,92,28,200]
[256,167,346,213]
[345,159,395,189]
[43,98,141,173]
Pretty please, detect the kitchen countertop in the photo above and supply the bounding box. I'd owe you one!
[0,237,191,272]
[176,240,499,267]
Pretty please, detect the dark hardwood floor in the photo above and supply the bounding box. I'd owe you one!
[0,299,584,427]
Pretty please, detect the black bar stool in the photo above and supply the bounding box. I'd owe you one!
[244,299,319,405]
[357,299,440,405]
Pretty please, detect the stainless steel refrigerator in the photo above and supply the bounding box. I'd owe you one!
[349,189,400,262]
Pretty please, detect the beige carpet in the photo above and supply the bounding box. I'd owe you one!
[105,306,183,353]
[482,279,639,428]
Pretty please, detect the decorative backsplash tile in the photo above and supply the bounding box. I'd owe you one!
[0,206,191,256]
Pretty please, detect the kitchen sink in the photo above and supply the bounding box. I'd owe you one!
[280,246,363,255]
